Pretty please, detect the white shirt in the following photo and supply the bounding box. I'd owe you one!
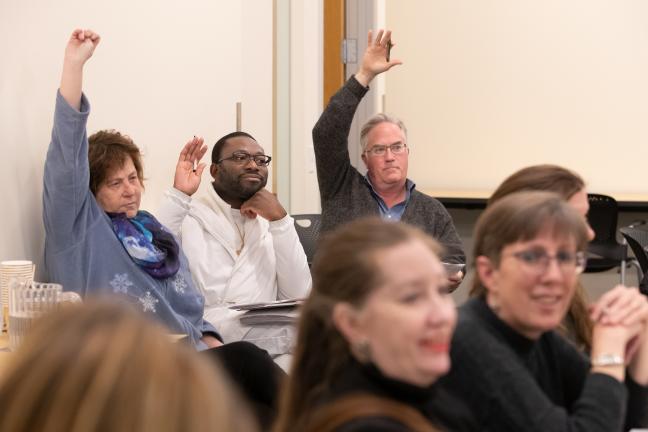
[158,186,312,355]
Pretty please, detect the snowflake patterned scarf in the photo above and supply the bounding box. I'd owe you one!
[108,210,180,279]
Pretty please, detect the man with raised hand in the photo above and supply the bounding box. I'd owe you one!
[312,29,465,288]
[158,132,311,369]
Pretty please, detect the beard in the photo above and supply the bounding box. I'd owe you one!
[216,169,267,201]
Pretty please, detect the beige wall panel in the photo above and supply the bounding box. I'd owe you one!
[0,0,272,271]
[386,1,648,198]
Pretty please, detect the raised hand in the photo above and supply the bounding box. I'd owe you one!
[60,29,101,110]
[173,136,208,196]
[355,29,403,87]
[64,29,101,66]
[240,189,287,221]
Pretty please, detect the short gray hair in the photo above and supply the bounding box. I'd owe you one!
[360,113,408,151]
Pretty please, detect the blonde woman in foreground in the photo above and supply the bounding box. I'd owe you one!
[274,218,476,431]
[0,302,257,432]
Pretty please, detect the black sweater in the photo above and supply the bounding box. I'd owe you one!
[439,297,648,431]
[316,358,477,431]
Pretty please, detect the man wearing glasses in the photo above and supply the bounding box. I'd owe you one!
[313,30,465,286]
[158,132,311,369]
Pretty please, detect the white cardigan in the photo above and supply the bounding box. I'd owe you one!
[158,186,311,355]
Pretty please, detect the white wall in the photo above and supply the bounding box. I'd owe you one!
[0,0,273,272]
[385,0,648,199]
[288,0,323,214]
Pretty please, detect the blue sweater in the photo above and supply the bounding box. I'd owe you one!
[43,91,218,348]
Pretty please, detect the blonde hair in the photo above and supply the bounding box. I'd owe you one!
[0,301,257,432]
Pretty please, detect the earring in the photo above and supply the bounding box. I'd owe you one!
[487,292,500,314]
[354,339,372,363]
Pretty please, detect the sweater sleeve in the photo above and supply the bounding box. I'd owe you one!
[625,373,648,429]
[312,76,369,201]
[558,331,648,429]
[443,314,628,432]
[431,203,465,265]
[43,91,101,251]
[404,192,465,264]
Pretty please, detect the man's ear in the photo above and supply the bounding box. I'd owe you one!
[361,153,369,170]
[475,255,498,294]
[332,302,365,345]
[209,163,219,179]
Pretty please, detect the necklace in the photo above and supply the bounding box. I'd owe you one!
[233,219,245,255]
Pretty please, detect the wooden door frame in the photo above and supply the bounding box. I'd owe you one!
[324,0,346,108]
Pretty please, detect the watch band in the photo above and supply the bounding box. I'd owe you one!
[591,353,624,367]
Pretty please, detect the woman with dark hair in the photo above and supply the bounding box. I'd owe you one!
[479,164,595,351]
[274,218,475,432]
[45,28,218,349]
[440,191,648,431]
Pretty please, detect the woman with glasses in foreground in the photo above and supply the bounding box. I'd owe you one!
[439,191,648,431]
[483,164,596,352]
[273,218,475,432]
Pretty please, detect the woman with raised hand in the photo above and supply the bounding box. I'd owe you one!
[274,218,475,432]
[45,28,219,349]
[440,191,648,431]
[43,29,283,428]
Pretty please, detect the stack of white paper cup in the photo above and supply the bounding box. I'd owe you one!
[0,260,35,332]
[9,281,61,351]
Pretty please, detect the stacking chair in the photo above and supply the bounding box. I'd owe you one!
[619,225,648,294]
[293,214,321,267]
[584,194,628,284]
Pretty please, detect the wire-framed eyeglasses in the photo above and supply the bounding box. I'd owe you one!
[508,248,587,275]
[364,143,408,157]
[217,151,272,167]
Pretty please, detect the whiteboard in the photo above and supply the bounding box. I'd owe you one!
[385,1,648,200]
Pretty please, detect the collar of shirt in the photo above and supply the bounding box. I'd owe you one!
[365,176,416,222]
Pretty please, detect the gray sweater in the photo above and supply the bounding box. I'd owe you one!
[312,77,465,264]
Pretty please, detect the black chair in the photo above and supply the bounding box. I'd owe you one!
[620,225,648,294]
[293,214,321,267]
[584,194,628,284]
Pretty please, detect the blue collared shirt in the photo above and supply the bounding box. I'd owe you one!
[365,176,416,221]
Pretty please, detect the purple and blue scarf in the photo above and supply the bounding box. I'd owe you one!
[108,211,180,279]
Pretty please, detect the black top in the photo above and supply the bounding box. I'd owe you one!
[439,297,648,431]
[312,76,465,264]
[317,357,477,431]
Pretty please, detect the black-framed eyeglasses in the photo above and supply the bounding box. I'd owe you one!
[216,151,272,167]
[364,143,408,157]
[508,248,587,275]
